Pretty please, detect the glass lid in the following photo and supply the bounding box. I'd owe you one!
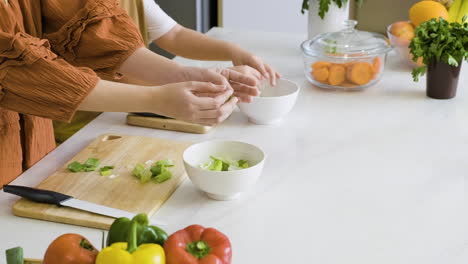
[302,20,392,58]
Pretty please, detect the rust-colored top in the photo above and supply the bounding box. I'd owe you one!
[0,0,144,186]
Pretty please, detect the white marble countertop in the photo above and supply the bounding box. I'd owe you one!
[1,27,467,264]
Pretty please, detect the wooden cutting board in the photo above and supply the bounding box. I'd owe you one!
[12,134,191,230]
[126,114,213,134]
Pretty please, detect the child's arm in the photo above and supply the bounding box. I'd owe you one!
[142,0,280,85]
[154,25,280,85]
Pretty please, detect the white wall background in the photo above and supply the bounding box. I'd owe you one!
[222,0,307,34]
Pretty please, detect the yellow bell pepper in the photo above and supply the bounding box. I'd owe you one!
[96,242,165,264]
[96,215,165,264]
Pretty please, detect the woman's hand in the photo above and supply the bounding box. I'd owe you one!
[152,81,238,126]
[181,66,230,86]
[231,50,280,86]
[181,66,259,103]
[79,80,237,126]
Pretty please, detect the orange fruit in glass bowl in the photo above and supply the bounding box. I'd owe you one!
[409,0,448,27]
[389,21,415,41]
[387,22,424,68]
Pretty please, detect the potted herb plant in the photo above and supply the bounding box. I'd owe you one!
[301,0,364,39]
[410,17,467,99]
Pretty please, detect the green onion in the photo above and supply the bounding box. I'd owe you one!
[67,161,84,172]
[133,159,174,184]
[201,156,251,171]
[99,166,114,176]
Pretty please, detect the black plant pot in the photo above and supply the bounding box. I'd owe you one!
[426,59,462,99]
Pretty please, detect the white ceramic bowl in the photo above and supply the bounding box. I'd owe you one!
[183,140,265,200]
[238,79,299,125]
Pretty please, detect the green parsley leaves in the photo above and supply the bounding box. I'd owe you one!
[409,17,468,81]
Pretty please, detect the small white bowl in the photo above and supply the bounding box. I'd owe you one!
[238,79,299,125]
[183,140,265,200]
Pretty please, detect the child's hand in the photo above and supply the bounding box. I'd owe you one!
[231,51,280,86]
[228,65,263,82]
[210,67,260,103]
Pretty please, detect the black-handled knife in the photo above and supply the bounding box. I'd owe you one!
[2,185,163,224]
[3,185,71,205]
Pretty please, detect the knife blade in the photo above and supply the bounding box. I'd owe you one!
[3,185,164,225]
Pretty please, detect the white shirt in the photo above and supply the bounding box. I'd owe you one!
[143,0,177,43]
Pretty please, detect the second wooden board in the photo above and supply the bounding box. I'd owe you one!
[12,134,191,230]
[126,114,213,134]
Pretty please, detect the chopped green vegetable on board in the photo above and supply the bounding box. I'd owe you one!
[100,166,115,176]
[132,159,174,184]
[133,163,146,177]
[155,159,174,167]
[83,167,96,172]
[84,158,100,171]
[67,158,114,176]
[201,156,250,171]
[67,161,84,172]
[6,247,23,264]
[153,170,172,183]
[132,163,153,183]
[140,169,153,183]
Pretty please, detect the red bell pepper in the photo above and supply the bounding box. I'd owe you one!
[164,225,232,264]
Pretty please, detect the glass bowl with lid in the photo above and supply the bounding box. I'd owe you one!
[301,20,392,90]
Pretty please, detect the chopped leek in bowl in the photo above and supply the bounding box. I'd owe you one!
[200,156,250,171]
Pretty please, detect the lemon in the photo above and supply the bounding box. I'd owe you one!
[409,0,449,27]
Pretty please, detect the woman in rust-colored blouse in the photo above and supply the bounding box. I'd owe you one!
[0,0,259,186]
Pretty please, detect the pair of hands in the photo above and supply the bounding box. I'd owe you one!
[154,65,268,126]
[154,53,279,126]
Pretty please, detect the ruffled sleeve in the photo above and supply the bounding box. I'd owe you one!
[44,0,145,80]
[0,32,99,122]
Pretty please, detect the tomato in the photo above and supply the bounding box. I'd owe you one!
[43,233,98,264]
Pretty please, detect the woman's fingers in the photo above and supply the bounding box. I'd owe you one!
[190,82,229,94]
[195,97,238,125]
[193,92,225,98]
[201,69,231,87]
[197,97,238,119]
[194,88,233,110]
